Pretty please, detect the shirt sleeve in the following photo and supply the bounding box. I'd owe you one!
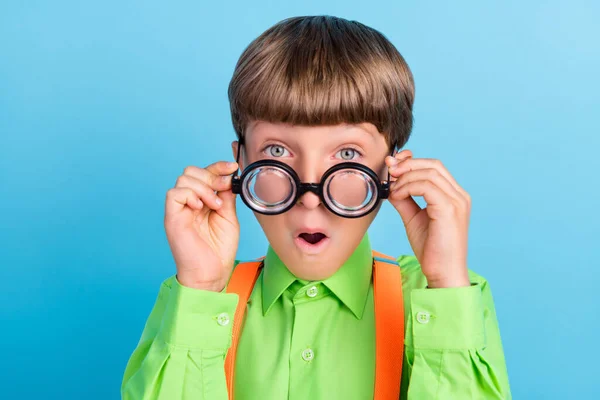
[398,255,512,399]
[121,274,239,400]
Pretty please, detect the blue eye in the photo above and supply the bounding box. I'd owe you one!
[265,145,290,157]
[336,148,361,160]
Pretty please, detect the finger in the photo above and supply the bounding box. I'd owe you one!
[390,180,454,220]
[388,192,422,227]
[175,175,225,210]
[389,168,462,203]
[204,163,239,218]
[385,151,412,182]
[182,162,239,190]
[388,158,467,197]
[389,180,447,226]
[215,183,237,219]
[206,161,239,177]
[385,151,413,167]
[389,149,413,163]
[201,162,240,220]
[165,187,206,219]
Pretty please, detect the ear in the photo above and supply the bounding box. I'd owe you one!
[231,140,238,160]
[231,140,243,169]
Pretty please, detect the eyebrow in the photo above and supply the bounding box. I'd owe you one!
[344,125,379,141]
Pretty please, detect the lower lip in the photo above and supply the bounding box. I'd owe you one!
[294,236,330,255]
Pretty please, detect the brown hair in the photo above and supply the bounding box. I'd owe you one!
[228,15,415,150]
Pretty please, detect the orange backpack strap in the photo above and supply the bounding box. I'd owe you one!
[224,259,264,400]
[372,250,405,400]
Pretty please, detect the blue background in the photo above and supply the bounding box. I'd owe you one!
[1,1,598,398]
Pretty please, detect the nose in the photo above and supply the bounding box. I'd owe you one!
[296,162,323,210]
[297,189,321,209]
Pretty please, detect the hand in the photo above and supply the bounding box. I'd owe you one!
[164,161,240,291]
[385,150,471,288]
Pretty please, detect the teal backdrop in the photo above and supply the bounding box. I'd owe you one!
[1,1,598,399]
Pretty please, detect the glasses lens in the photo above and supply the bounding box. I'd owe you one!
[242,165,296,213]
[324,168,378,216]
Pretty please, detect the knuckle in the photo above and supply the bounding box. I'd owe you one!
[465,192,472,203]
[175,175,187,187]
[210,173,221,187]
[461,199,469,211]
[448,201,460,215]
[464,197,471,211]
[453,196,469,213]
[431,159,444,170]
[427,181,437,192]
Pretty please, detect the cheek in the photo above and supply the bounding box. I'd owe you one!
[254,213,290,239]
[355,203,382,230]
[332,211,377,239]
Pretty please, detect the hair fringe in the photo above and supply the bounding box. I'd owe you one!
[228,15,415,150]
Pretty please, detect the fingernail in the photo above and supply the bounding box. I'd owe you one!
[222,175,231,183]
[216,197,223,206]
[227,162,238,168]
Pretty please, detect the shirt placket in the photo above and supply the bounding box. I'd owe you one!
[288,282,327,400]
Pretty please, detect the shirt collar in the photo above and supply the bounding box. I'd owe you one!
[262,232,373,319]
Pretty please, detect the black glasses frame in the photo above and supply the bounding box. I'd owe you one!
[230,138,397,218]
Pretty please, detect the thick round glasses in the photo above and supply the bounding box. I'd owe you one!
[231,140,395,218]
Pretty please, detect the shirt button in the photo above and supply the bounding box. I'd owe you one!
[217,312,230,326]
[302,348,315,362]
[306,286,318,298]
[416,311,430,324]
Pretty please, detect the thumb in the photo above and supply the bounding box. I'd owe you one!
[389,195,421,227]
[215,183,238,222]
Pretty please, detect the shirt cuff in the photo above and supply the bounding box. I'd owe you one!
[158,275,240,350]
[409,283,485,350]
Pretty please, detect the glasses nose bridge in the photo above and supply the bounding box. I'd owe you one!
[297,183,322,197]
[294,158,327,202]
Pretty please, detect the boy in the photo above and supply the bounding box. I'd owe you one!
[122,16,511,399]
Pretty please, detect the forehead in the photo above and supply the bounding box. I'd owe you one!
[246,120,384,147]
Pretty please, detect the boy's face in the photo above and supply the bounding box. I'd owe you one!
[232,120,390,281]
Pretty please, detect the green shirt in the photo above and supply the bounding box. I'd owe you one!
[121,233,511,399]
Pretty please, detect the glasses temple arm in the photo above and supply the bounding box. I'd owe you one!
[233,137,244,177]
[385,141,398,184]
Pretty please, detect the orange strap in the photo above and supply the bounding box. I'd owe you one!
[224,260,263,400]
[225,251,404,400]
[372,250,405,400]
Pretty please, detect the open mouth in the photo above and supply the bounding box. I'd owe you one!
[299,232,327,245]
[294,229,330,254]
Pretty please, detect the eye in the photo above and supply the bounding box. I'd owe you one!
[264,144,290,158]
[335,148,362,161]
